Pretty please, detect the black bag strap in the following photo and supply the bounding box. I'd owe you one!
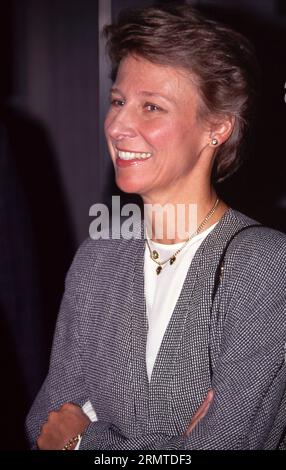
[212,223,266,302]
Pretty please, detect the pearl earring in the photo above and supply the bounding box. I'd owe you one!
[211,138,218,146]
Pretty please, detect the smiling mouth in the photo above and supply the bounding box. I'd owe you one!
[117,149,152,160]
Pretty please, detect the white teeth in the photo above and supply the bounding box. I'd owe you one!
[117,150,152,160]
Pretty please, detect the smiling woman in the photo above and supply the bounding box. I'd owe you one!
[26,4,286,451]
[105,55,226,201]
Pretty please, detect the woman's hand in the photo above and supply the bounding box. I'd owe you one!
[37,403,91,450]
[184,389,214,436]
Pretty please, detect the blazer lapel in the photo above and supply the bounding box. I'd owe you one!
[130,237,150,431]
[147,239,204,433]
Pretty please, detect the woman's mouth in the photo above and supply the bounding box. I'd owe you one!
[115,149,153,167]
[117,150,152,160]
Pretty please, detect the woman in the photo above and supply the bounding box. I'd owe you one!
[26,5,286,450]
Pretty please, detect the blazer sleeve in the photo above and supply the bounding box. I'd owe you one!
[25,254,111,448]
[80,236,286,450]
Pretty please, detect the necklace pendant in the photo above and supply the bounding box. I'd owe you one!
[169,255,176,265]
[152,250,159,260]
[156,266,162,275]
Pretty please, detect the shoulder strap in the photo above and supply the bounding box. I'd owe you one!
[212,223,266,302]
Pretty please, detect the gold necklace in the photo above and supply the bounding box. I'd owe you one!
[146,198,220,275]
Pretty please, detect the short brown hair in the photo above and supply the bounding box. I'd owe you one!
[104,4,260,182]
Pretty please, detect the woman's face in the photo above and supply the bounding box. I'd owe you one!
[105,54,211,203]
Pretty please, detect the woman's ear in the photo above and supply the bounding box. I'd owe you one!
[209,115,235,146]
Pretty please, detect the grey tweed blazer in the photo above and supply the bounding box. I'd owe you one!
[26,208,286,450]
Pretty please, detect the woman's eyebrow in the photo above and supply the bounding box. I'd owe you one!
[110,87,124,95]
[110,87,175,104]
[139,90,175,104]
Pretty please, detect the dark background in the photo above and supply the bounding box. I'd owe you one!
[0,0,285,449]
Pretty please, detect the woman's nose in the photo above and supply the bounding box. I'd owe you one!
[106,108,137,141]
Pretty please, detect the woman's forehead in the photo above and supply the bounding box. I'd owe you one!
[115,54,199,101]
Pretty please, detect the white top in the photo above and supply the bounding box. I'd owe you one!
[144,223,217,381]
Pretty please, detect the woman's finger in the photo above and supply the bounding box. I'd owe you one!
[185,389,214,435]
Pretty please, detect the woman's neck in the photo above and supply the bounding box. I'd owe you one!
[143,193,229,245]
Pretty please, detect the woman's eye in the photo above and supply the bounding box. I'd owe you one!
[111,99,125,107]
[145,103,161,112]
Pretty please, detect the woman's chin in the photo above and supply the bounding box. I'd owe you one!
[115,176,146,195]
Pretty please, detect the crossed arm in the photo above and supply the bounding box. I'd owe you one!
[28,298,286,449]
[36,391,214,450]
